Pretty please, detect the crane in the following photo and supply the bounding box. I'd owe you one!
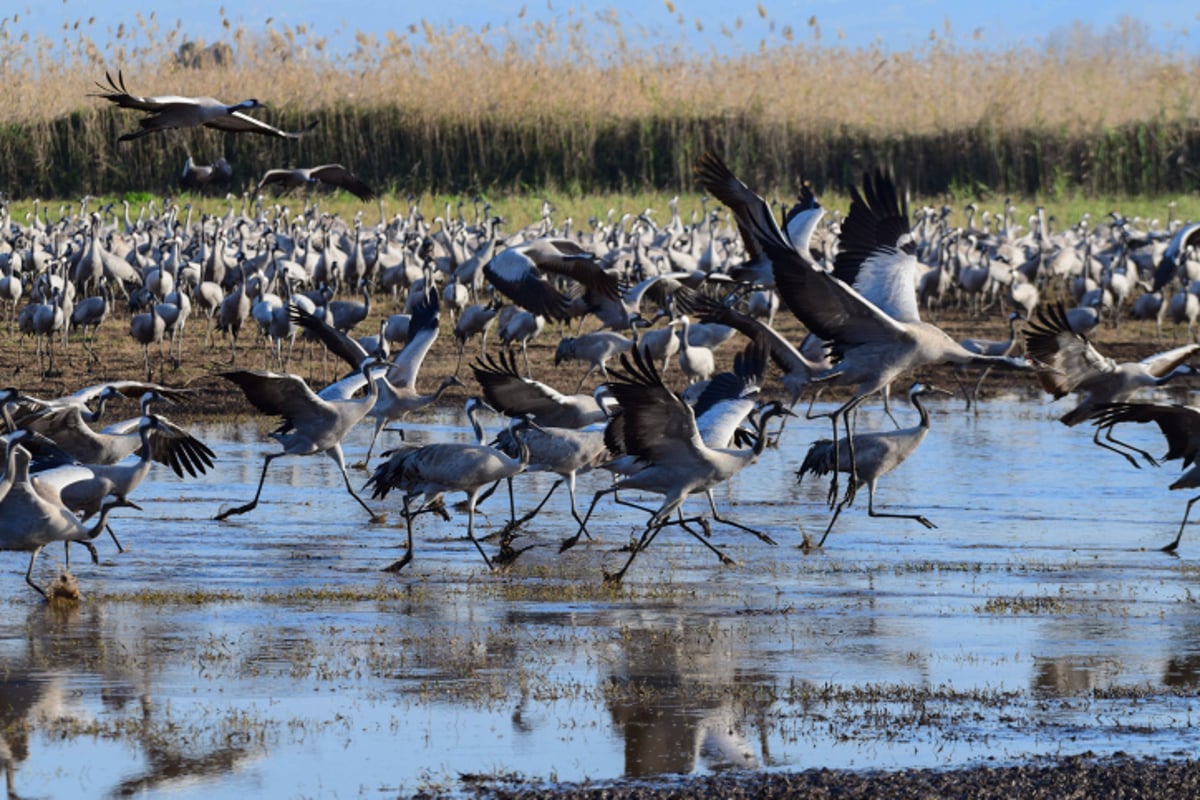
[364,420,532,571]
[562,345,792,582]
[93,70,317,141]
[1024,300,1199,467]
[215,356,392,521]
[798,382,947,547]
[696,151,1029,508]
[1086,401,1200,552]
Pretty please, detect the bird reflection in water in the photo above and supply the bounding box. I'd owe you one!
[603,617,764,777]
[0,604,257,798]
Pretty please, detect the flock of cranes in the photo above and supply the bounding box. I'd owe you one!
[4,73,1200,596]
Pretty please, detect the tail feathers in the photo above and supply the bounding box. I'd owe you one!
[365,448,416,499]
[796,439,835,482]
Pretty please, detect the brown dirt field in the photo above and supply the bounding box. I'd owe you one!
[0,301,1182,422]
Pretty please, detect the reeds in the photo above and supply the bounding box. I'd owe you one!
[0,9,1198,198]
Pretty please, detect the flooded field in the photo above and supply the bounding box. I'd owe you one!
[5,393,1200,798]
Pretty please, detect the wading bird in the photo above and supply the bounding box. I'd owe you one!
[798,382,947,548]
[562,346,792,583]
[255,164,375,202]
[290,291,463,462]
[697,151,1029,508]
[1024,301,1199,467]
[215,356,391,521]
[0,438,138,598]
[94,70,317,141]
[364,419,532,571]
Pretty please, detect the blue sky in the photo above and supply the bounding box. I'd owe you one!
[8,0,1198,57]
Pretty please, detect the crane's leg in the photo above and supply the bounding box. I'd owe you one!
[814,503,846,549]
[574,364,598,394]
[63,539,101,567]
[560,486,616,552]
[329,445,387,522]
[807,393,862,509]
[1095,423,1158,469]
[383,493,418,572]
[500,478,563,536]
[656,510,737,565]
[704,490,778,545]
[454,341,466,377]
[362,417,388,465]
[865,480,936,529]
[25,546,48,599]
[603,521,663,583]
[517,341,530,377]
[464,491,494,570]
[105,524,124,553]
[467,479,502,510]
[1163,494,1200,553]
[214,452,281,520]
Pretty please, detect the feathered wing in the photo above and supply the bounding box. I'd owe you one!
[386,289,440,389]
[603,346,707,466]
[696,151,910,349]
[1023,301,1115,397]
[1139,343,1200,377]
[471,350,577,421]
[289,305,370,370]
[1087,402,1200,468]
[310,164,376,201]
[143,415,217,478]
[204,112,318,138]
[483,248,574,321]
[691,338,767,448]
[220,371,338,436]
[832,170,922,323]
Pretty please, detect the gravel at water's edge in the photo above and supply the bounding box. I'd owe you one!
[456,754,1199,799]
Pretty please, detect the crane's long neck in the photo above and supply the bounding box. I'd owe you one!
[912,392,932,430]
[1155,366,1193,387]
[85,392,112,424]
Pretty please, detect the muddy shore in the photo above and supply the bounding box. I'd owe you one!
[469,754,1199,799]
[0,304,1177,421]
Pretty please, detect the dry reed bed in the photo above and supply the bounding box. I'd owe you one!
[1,11,1199,196]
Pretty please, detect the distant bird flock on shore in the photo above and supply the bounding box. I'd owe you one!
[2,71,1200,597]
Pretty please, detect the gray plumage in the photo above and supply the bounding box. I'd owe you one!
[0,437,136,598]
[563,345,792,582]
[1086,401,1200,552]
[798,382,943,547]
[255,164,375,202]
[94,70,317,141]
[698,152,1030,509]
[365,422,532,571]
[215,357,391,521]
[554,330,634,391]
[1025,300,1199,466]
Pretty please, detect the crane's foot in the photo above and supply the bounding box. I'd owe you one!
[214,501,256,521]
[495,533,536,567]
[559,533,584,553]
[601,568,627,584]
[800,532,819,553]
[917,516,937,530]
[1162,539,1182,555]
[382,550,413,572]
[749,529,776,546]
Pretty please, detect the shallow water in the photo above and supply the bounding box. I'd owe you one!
[5,392,1200,797]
